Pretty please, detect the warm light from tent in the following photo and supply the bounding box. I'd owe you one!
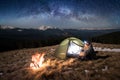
[67,41,82,56]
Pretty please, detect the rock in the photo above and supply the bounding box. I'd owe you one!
[102,66,108,71]
[84,69,89,73]
[95,69,98,72]
[0,72,3,76]
[74,68,80,71]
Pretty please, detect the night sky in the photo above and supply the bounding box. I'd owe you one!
[0,0,120,29]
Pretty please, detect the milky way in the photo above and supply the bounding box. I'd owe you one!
[0,0,120,29]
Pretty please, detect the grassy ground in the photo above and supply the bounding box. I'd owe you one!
[0,43,120,80]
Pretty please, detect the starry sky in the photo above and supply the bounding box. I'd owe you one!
[0,0,120,29]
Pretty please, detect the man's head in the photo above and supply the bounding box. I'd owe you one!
[84,41,90,46]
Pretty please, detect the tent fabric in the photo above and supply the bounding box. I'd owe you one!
[67,41,82,57]
[55,37,84,59]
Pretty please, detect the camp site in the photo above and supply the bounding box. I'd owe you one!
[0,0,120,80]
[0,36,120,80]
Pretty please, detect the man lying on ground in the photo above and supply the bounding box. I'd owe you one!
[79,41,96,60]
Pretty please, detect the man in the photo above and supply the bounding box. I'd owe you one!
[79,41,96,60]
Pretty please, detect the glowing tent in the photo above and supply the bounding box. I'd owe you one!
[55,37,84,59]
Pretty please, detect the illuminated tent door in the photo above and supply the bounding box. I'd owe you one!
[67,41,82,57]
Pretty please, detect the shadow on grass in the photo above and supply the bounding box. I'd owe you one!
[95,51,110,60]
[79,51,110,61]
[95,55,110,60]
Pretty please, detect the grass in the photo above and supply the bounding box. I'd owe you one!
[0,44,120,80]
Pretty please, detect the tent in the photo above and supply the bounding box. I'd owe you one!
[55,37,84,59]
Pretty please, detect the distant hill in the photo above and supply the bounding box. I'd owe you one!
[0,25,120,52]
[91,31,120,44]
[0,28,69,52]
[37,26,57,30]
